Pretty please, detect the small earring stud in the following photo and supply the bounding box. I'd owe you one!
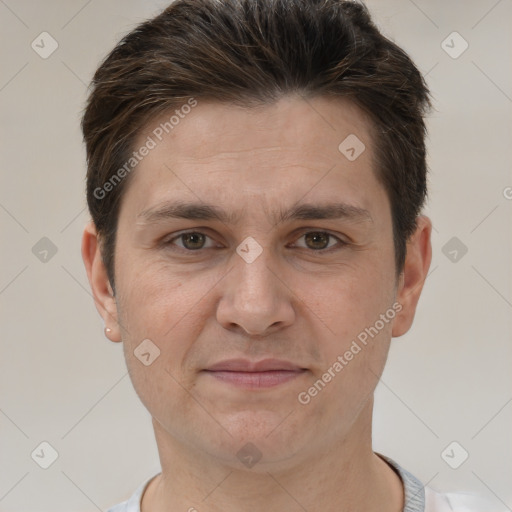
[104,327,112,336]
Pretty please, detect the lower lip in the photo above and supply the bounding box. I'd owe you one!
[204,370,306,388]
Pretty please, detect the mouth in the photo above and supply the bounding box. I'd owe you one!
[203,358,308,389]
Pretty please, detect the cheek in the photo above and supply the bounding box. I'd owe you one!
[117,255,199,333]
[305,264,395,345]
[115,257,226,385]
[301,259,396,402]
[298,280,394,428]
[115,263,208,424]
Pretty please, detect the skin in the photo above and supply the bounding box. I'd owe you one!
[82,95,432,512]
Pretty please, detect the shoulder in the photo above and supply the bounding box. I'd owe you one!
[105,474,159,512]
[425,486,508,512]
[106,500,129,512]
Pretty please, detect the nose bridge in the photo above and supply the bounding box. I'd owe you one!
[216,237,295,335]
[233,238,279,308]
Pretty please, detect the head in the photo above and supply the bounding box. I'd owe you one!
[82,0,432,470]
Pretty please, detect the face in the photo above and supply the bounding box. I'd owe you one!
[83,95,431,470]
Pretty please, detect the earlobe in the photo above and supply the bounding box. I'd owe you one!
[81,221,122,343]
[391,215,432,338]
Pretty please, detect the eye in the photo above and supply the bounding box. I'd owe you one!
[292,231,346,252]
[164,231,217,251]
[163,230,347,253]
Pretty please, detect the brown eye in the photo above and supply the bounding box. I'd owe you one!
[164,231,216,251]
[290,230,347,253]
[304,232,331,250]
[179,232,207,250]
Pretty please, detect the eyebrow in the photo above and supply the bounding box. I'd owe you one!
[136,200,373,226]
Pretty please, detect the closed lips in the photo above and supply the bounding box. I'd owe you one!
[205,358,305,372]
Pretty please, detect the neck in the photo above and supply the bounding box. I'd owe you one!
[142,398,404,512]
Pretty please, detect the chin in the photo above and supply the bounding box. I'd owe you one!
[199,409,309,469]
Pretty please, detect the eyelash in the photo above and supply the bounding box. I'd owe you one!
[162,230,348,254]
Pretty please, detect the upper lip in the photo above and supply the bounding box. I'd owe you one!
[205,358,305,372]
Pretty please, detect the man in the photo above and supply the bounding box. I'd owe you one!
[80,1,498,510]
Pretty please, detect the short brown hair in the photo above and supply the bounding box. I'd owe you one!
[82,0,432,293]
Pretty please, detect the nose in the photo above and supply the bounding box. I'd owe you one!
[216,245,295,336]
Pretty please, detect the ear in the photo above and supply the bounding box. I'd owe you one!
[81,221,122,342]
[392,215,432,338]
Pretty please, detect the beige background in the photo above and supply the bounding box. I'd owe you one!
[1,0,511,510]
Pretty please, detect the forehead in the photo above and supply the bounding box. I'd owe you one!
[121,95,383,219]
[142,95,374,163]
